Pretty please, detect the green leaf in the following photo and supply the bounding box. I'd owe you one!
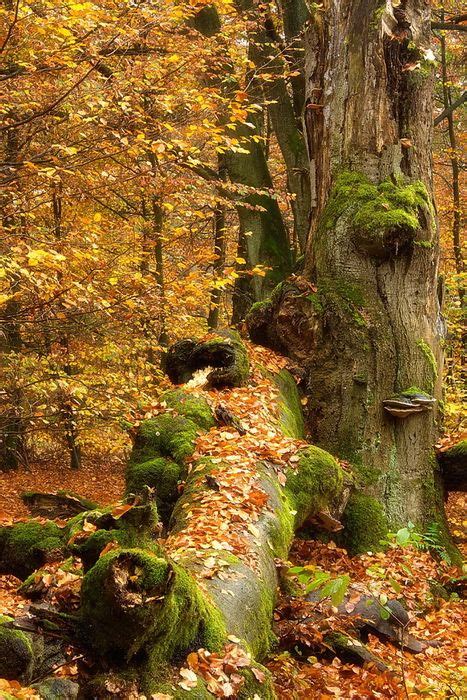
[388,577,402,594]
[396,527,411,546]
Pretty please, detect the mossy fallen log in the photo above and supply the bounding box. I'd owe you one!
[6,340,350,697]
[21,491,97,518]
[0,520,66,579]
[0,614,66,685]
[77,361,346,695]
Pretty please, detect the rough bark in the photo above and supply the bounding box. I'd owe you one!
[248,1,452,552]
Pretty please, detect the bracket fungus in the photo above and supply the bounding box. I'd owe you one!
[383,390,436,418]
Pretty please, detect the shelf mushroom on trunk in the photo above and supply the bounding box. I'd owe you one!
[383,389,436,418]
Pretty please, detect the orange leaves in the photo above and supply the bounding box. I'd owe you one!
[0,679,40,700]
[179,643,260,697]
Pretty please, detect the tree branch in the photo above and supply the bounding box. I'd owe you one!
[431,21,467,32]
[434,91,466,126]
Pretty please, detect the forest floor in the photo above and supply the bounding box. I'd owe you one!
[0,344,465,699]
[1,481,465,700]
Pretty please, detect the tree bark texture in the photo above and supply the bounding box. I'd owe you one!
[250,1,450,541]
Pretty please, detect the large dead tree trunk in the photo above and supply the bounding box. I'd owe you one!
[247,1,455,555]
[1,336,348,697]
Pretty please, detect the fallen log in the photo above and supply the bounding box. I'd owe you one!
[21,491,97,519]
[3,337,350,697]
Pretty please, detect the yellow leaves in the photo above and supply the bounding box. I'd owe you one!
[152,141,166,154]
[93,212,102,222]
[27,249,63,267]
[56,27,73,37]
[108,277,118,286]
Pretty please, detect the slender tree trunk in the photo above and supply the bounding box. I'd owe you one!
[0,10,26,470]
[208,157,228,330]
[52,187,82,470]
[193,6,293,316]
[151,196,168,348]
[253,0,452,547]
[439,21,464,303]
[239,1,311,251]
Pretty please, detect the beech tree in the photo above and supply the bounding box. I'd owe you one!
[248,0,453,551]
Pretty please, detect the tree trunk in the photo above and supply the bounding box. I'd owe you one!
[439,20,464,304]
[208,156,228,330]
[52,186,82,470]
[249,1,453,552]
[193,6,293,317]
[0,339,346,696]
[240,1,311,251]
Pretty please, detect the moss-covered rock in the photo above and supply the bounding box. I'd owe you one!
[341,493,388,554]
[0,520,65,579]
[80,549,227,663]
[285,446,344,529]
[321,172,433,258]
[161,389,215,431]
[0,616,34,682]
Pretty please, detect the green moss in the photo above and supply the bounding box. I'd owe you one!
[248,299,272,316]
[132,414,199,464]
[237,664,276,699]
[400,386,432,398]
[443,439,467,461]
[341,493,388,555]
[273,369,305,439]
[320,171,433,255]
[0,616,34,682]
[285,446,344,529]
[161,389,215,431]
[153,678,214,699]
[81,549,227,663]
[312,279,367,328]
[416,339,438,381]
[71,529,121,571]
[0,520,65,579]
[126,457,182,521]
